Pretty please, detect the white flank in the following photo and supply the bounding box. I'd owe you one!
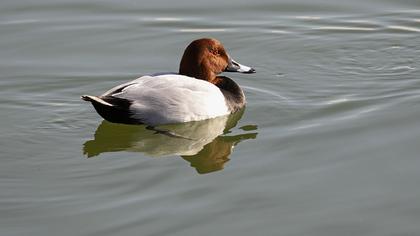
[105,74,229,125]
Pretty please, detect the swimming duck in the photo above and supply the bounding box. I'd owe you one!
[82,38,255,125]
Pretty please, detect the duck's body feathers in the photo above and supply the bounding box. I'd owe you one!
[84,74,231,125]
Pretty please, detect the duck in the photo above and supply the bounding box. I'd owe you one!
[82,38,255,126]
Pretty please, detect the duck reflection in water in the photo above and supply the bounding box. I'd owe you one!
[83,109,257,174]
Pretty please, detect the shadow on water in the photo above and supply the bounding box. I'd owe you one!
[83,109,258,174]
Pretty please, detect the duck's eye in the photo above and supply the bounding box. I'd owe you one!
[210,48,220,55]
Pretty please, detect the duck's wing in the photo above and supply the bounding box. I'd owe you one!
[109,75,230,125]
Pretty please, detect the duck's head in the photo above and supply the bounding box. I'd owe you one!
[179,38,255,83]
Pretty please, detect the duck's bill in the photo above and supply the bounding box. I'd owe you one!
[225,57,256,74]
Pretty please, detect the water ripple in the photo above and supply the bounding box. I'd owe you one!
[178,28,228,32]
[387,25,420,33]
[314,26,377,32]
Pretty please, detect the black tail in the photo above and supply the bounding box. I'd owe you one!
[81,95,141,124]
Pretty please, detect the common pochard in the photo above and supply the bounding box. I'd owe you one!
[82,38,255,125]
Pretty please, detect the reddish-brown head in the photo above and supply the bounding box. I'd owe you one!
[179,38,255,83]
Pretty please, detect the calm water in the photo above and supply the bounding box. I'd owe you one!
[1,0,420,235]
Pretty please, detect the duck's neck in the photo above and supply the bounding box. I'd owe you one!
[214,76,246,113]
[179,56,245,112]
[179,61,218,83]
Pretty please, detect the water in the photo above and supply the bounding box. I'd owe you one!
[1,0,420,235]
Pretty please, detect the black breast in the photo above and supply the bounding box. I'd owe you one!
[216,76,246,113]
